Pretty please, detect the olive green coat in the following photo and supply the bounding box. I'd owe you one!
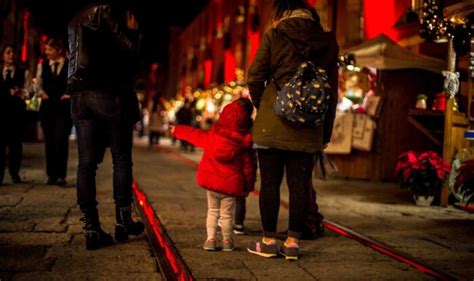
[247,16,339,153]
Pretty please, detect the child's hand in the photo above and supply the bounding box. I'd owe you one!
[169,125,176,135]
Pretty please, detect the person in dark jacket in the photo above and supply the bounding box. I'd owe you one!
[171,98,257,252]
[175,99,196,152]
[0,44,28,185]
[246,0,338,260]
[68,1,144,250]
[37,39,72,186]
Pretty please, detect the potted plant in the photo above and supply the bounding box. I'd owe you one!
[396,150,451,206]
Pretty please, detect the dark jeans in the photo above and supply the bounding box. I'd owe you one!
[41,106,72,180]
[71,91,134,210]
[0,119,24,182]
[307,177,324,230]
[149,131,161,147]
[257,148,314,239]
[235,197,246,225]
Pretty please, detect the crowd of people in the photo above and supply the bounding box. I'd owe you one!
[0,0,338,261]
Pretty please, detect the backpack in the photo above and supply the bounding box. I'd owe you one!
[272,30,331,125]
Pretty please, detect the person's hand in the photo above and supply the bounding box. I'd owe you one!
[126,11,139,30]
[60,94,71,100]
[169,125,176,135]
[40,90,49,100]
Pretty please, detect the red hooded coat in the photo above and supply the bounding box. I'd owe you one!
[173,101,257,197]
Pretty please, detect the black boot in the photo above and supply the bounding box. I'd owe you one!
[115,205,145,242]
[80,209,114,250]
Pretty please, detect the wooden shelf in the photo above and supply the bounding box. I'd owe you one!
[407,116,442,145]
[408,108,445,146]
[408,108,444,117]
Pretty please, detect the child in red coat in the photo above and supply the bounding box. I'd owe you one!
[170,98,256,251]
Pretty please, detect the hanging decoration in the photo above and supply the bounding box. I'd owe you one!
[442,70,460,112]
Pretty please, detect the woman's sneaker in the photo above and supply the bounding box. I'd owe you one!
[247,240,278,258]
[203,239,217,251]
[280,242,299,260]
[233,224,245,235]
[222,239,235,251]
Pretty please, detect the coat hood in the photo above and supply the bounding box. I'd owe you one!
[276,15,336,63]
[210,100,253,162]
[210,125,253,162]
[216,100,253,134]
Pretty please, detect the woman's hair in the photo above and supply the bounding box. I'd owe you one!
[45,38,66,55]
[1,44,16,57]
[272,0,320,23]
[0,43,16,62]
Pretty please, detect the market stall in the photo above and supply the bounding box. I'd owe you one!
[327,34,448,181]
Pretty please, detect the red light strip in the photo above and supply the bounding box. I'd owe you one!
[156,146,459,280]
[132,182,195,281]
[454,204,474,214]
[323,221,457,280]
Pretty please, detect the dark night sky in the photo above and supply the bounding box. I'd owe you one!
[25,0,210,64]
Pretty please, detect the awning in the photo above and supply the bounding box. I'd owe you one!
[344,34,446,74]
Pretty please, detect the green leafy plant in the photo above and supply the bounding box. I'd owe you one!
[454,159,474,205]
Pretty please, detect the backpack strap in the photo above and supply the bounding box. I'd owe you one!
[270,28,309,92]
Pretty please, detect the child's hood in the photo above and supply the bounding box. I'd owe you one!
[208,125,253,162]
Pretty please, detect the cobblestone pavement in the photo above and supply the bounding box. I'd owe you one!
[132,138,474,281]
[0,143,162,281]
[1,140,473,281]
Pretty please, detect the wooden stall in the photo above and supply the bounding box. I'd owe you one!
[328,35,451,182]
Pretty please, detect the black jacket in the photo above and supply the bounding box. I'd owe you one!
[68,3,140,94]
[0,66,26,124]
[247,15,339,153]
[68,3,141,123]
[39,59,70,121]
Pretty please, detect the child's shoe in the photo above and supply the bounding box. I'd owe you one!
[233,224,245,235]
[203,239,217,251]
[280,242,299,260]
[247,240,278,258]
[222,239,235,251]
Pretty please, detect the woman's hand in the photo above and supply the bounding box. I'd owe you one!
[169,125,176,135]
[40,90,49,100]
[60,94,71,100]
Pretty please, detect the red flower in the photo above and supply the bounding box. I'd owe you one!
[396,150,451,184]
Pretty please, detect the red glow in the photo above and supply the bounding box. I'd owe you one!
[454,204,474,213]
[248,31,260,66]
[363,0,409,41]
[224,50,236,82]
[132,182,193,280]
[306,0,318,7]
[180,75,187,96]
[21,10,30,62]
[203,59,212,88]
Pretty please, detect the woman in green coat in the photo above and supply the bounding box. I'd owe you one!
[246,0,338,260]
